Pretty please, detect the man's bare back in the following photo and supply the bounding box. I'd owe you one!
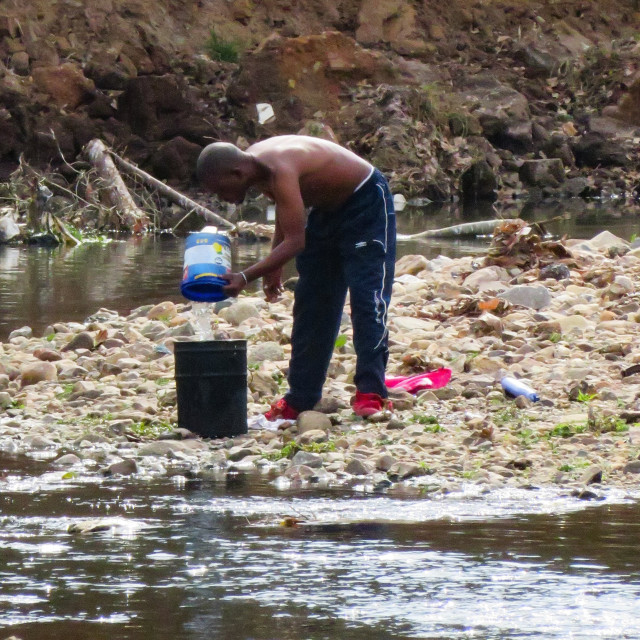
[196,135,377,298]
[248,136,373,211]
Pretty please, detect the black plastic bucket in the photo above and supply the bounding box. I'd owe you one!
[174,340,247,438]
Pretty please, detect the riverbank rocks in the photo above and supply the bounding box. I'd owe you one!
[519,159,565,188]
[32,63,95,109]
[219,301,260,326]
[20,361,57,387]
[61,332,94,352]
[499,285,551,310]
[3,227,640,496]
[298,411,332,434]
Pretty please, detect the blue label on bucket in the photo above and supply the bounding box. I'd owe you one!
[181,232,232,302]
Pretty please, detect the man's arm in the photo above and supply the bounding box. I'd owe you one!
[222,164,306,296]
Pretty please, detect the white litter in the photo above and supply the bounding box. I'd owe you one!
[256,103,275,125]
[248,414,289,432]
[393,193,407,211]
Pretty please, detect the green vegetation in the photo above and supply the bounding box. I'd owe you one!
[411,413,443,432]
[155,378,172,386]
[575,390,597,403]
[264,439,336,461]
[516,427,539,448]
[205,29,243,63]
[548,422,587,438]
[128,420,175,439]
[334,334,348,350]
[56,383,75,400]
[558,459,591,473]
[549,332,562,343]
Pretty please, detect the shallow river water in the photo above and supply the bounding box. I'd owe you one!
[1,200,640,639]
[1,200,639,339]
[1,454,640,640]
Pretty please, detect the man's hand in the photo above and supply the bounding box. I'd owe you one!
[262,269,283,302]
[221,272,247,298]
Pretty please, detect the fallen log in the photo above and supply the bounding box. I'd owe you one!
[85,139,150,230]
[107,147,235,231]
[397,219,518,240]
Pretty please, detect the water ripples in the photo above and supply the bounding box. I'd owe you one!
[1,468,639,639]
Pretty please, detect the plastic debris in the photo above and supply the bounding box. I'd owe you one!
[256,103,275,125]
[386,368,452,394]
[501,376,539,402]
[393,193,407,211]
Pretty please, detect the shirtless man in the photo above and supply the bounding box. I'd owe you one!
[196,135,396,418]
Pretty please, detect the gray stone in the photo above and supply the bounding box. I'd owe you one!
[460,160,498,203]
[519,158,565,187]
[0,391,12,408]
[219,301,260,326]
[107,419,135,435]
[387,461,426,480]
[25,435,57,450]
[284,464,316,480]
[248,341,285,364]
[227,446,256,462]
[498,285,551,310]
[297,429,328,445]
[345,458,371,476]
[248,370,279,396]
[291,450,323,468]
[105,459,138,476]
[572,132,629,168]
[313,396,346,413]
[139,441,187,456]
[540,263,571,281]
[9,326,32,340]
[386,388,415,411]
[54,453,82,467]
[20,361,58,387]
[11,50,30,75]
[61,332,94,352]
[463,266,510,291]
[623,460,640,474]
[297,411,332,434]
[580,465,603,485]
[395,254,428,276]
[375,453,397,472]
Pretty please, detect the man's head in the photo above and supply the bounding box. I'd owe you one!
[196,142,254,204]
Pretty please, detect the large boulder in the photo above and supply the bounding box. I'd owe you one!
[32,63,95,110]
[571,132,629,168]
[355,1,427,56]
[519,159,565,188]
[457,74,532,153]
[460,160,498,203]
[151,136,202,182]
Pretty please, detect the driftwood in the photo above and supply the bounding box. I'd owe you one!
[85,139,150,230]
[107,147,235,231]
[397,219,518,240]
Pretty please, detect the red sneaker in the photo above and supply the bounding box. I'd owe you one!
[351,391,393,417]
[264,398,300,421]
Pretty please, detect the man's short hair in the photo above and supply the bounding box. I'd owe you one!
[196,142,244,182]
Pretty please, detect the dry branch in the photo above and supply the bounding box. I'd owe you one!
[397,219,518,240]
[107,147,236,231]
[85,139,150,230]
